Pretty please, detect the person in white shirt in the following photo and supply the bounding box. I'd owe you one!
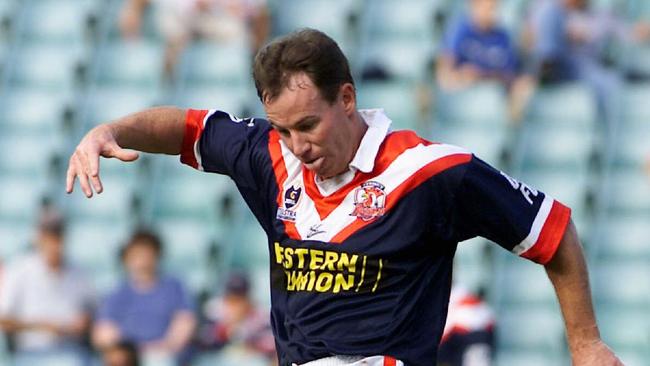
[0,207,95,362]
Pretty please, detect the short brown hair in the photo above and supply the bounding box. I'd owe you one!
[120,229,163,261]
[253,28,354,104]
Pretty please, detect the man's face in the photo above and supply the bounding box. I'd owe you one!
[471,0,499,30]
[264,73,359,179]
[123,242,159,279]
[37,231,64,268]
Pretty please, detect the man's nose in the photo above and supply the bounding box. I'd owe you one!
[290,132,310,157]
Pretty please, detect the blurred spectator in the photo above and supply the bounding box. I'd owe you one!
[525,0,650,137]
[102,341,140,366]
[120,0,270,80]
[92,230,197,364]
[0,205,94,363]
[436,0,535,122]
[526,0,650,82]
[199,272,275,361]
[438,284,495,366]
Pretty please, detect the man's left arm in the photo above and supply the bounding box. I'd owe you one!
[544,219,623,366]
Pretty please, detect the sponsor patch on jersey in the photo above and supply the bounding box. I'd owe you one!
[350,181,386,221]
[276,186,302,222]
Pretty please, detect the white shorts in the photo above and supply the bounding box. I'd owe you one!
[294,355,404,366]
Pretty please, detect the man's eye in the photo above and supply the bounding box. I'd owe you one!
[299,122,316,132]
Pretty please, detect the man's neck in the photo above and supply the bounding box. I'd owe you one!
[131,273,158,291]
[330,111,368,179]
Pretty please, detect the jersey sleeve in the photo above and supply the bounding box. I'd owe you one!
[451,156,571,264]
[180,109,271,188]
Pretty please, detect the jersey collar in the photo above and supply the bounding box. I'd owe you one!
[348,108,392,174]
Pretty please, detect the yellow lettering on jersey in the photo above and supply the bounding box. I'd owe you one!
[287,270,309,291]
[274,242,284,264]
[321,251,338,271]
[284,247,294,269]
[307,270,316,291]
[309,250,324,270]
[294,248,309,269]
[274,243,382,294]
[315,272,334,292]
[333,274,355,293]
[337,253,358,273]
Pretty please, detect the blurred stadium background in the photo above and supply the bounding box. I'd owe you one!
[0,0,649,365]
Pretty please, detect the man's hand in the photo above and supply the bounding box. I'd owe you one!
[66,125,139,198]
[571,339,624,366]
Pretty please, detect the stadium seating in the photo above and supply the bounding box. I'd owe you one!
[179,41,252,87]
[94,40,164,88]
[174,84,250,117]
[598,214,650,259]
[454,237,493,293]
[360,0,440,42]
[19,0,94,47]
[433,82,509,164]
[0,220,32,260]
[496,305,565,352]
[155,217,217,294]
[82,85,161,126]
[356,81,423,131]
[0,88,71,135]
[64,219,129,292]
[8,44,84,92]
[357,38,435,83]
[271,0,360,51]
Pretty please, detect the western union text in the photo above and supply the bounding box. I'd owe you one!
[274,242,366,294]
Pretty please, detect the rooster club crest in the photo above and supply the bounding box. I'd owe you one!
[351,181,386,221]
[277,186,302,222]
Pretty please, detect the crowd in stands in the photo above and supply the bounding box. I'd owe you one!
[435,0,650,126]
[0,204,276,366]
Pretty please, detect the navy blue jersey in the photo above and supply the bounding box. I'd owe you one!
[180,109,571,366]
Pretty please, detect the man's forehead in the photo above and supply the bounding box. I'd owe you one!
[264,73,324,125]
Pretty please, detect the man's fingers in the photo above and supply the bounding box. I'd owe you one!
[66,164,76,194]
[71,153,95,198]
[108,147,139,162]
[89,148,101,177]
[78,170,93,198]
[90,174,103,194]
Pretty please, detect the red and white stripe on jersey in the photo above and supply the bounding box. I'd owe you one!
[297,355,402,366]
[512,195,571,264]
[441,286,495,343]
[181,109,216,171]
[268,130,472,243]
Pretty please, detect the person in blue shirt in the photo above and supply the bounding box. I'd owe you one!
[437,0,535,122]
[92,230,196,363]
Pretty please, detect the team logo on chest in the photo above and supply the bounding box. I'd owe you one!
[276,186,302,222]
[351,181,386,221]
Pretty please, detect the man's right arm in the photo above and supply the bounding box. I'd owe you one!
[66,106,186,198]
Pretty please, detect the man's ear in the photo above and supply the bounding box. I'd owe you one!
[340,83,357,115]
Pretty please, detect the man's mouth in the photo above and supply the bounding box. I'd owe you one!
[305,157,323,168]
